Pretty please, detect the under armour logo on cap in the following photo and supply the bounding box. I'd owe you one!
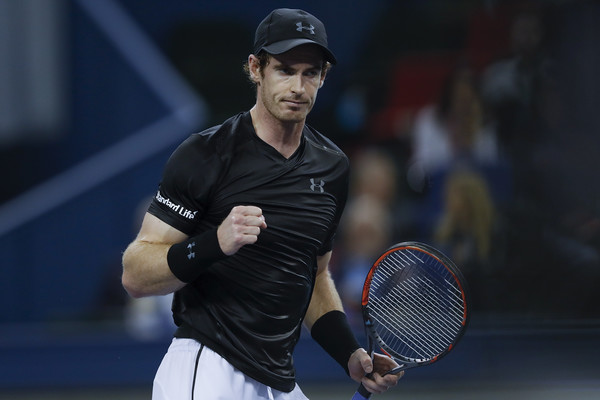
[296,22,315,35]
[253,8,337,64]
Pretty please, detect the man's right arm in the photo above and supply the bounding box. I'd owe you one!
[122,206,267,298]
[122,212,188,298]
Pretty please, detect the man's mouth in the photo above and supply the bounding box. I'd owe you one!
[283,99,307,107]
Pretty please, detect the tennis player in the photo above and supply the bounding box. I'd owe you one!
[122,8,401,399]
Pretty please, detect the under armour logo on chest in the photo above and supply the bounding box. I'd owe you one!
[310,178,325,193]
[296,22,315,35]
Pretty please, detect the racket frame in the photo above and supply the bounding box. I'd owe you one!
[360,241,471,372]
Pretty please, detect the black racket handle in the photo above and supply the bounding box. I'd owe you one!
[355,383,372,399]
[351,373,374,400]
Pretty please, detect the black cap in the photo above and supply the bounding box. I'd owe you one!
[253,8,337,65]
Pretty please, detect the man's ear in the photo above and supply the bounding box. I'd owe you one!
[248,54,261,84]
[319,68,328,88]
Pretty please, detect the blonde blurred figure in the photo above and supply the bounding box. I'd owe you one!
[434,168,501,311]
[435,169,495,270]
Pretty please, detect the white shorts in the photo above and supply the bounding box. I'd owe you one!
[152,338,309,400]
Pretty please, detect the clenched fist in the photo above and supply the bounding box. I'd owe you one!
[217,205,267,255]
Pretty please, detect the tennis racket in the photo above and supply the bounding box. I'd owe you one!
[351,241,470,399]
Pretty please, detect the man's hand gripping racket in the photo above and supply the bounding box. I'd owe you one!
[351,242,471,399]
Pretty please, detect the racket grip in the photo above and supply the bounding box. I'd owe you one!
[351,383,372,400]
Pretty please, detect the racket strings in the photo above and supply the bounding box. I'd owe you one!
[369,298,444,359]
[375,261,465,319]
[376,252,465,322]
[402,275,466,327]
[367,250,466,361]
[384,277,460,343]
[370,280,454,358]
[370,277,459,359]
[408,277,464,333]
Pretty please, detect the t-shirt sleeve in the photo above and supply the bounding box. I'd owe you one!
[317,156,350,256]
[147,133,221,235]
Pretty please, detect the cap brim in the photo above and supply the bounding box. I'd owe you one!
[261,38,337,64]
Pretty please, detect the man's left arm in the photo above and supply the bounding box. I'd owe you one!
[305,251,403,394]
[303,251,345,327]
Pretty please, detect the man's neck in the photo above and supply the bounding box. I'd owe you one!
[250,106,304,159]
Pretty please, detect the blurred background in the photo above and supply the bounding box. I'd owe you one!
[1,0,599,398]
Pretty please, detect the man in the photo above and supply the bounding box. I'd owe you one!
[122,8,401,399]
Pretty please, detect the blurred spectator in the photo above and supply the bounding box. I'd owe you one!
[480,4,550,161]
[432,168,505,312]
[124,292,174,341]
[434,169,495,268]
[350,148,399,208]
[346,147,418,243]
[477,3,600,317]
[335,195,393,330]
[408,65,500,193]
[333,148,405,329]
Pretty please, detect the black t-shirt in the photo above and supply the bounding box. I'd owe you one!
[147,111,349,391]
